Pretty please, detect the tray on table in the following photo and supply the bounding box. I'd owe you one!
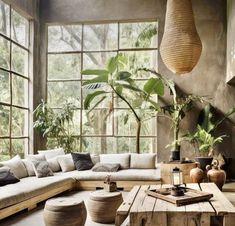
[146,186,213,206]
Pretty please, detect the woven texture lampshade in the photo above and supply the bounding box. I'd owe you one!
[160,0,202,75]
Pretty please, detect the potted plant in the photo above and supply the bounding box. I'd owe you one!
[82,54,165,153]
[34,100,78,153]
[184,125,225,170]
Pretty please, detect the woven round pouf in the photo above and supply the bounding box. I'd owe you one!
[44,197,87,226]
[87,190,123,223]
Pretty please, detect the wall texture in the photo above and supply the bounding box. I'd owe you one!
[40,0,235,177]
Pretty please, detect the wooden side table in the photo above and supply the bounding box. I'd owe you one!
[160,161,197,184]
[44,197,87,226]
[88,190,123,223]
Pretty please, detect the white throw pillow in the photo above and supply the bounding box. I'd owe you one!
[130,153,156,169]
[0,155,28,178]
[57,154,75,172]
[26,154,46,162]
[38,148,65,159]
[38,148,65,172]
[100,154,130,169]
[22,159,35,176]
[91,154,100,165]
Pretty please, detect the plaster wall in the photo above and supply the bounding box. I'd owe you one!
[40,0,235,177]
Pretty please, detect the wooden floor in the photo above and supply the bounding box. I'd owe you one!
[0,183,235,226]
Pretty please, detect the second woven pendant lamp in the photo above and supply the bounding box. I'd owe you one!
[160,0,202,75]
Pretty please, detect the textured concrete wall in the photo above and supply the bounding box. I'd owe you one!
[39,0,235,177]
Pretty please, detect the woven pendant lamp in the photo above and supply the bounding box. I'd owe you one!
[160,0,202,75]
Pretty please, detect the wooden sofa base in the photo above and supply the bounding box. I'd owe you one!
[0,180,160,220]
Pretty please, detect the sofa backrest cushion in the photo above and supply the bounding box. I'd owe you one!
[0,166,20,186]
[57,154,75,172]
[38,148,65,172]
[0,155,28,178]
[91,154,100,165]
[22,159,35,176]
[130,153,156,169]
[100,154,130,169]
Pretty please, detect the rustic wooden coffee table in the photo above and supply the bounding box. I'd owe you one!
[116,183,235,226]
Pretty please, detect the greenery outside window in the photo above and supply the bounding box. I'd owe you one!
[47,21,158,154]
[0,0,29,160]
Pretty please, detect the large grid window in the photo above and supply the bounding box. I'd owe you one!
[0,1,29,160]
[47,22,158,154]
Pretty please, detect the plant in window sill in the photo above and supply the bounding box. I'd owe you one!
[82,53,164,154]
[33,100,78,153]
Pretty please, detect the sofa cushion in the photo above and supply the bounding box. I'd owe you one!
[92,163,120,172]
[0,155,28,179]
[54,168,161,181]
[22,159,35,176]
[91,154,100,165]
[71,153,94,171]
[0,166,20,186]
[100,154,130,169]
[26,154,46,161]
[57,154,75,172]
[0,176,74,210]
[130,153,156,169]
[38,148,65,172]
[31,160,54,178]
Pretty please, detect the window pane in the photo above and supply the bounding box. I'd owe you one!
[12,138,26,158]
[0,1,10,36]
[12,44,28,76]
[48,54,81,79]
[0,36,10,69]
[0,105,10,136]
[12,108,28,136]
[12,74,28,107]
[47,81,81,108]
[48,25,82,52]
[120,22,158,49]
[120,50,157,78]
[114,110,156,136]
[64,110,81,135]
[0,139,10,160]
[0,69,10,103]
[82,109,112,135]
[117,137,156,153]
[84,24,118,51]
[11,9,29,46]
[47,137,80,152]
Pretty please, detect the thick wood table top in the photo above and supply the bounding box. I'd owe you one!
[116,183,235,226]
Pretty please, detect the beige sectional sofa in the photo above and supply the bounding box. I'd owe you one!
[0,152,161,220]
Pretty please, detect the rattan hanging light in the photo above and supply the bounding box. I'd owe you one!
[160,0,202,75]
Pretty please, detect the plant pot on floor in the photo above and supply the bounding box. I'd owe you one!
[195,157,213,171]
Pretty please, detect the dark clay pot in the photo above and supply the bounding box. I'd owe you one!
[207,168,226,190]
[195,157,213,170]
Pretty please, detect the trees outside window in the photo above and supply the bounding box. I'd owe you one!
[0,0,29,160]
[47,21,158,154]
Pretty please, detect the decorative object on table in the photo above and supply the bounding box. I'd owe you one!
[170,167,185,196]
[44,197,87,226]
[190,162,204,183]
[146,186,213,206]
[87,189,123,223]
[104,175,117,192]
[207,159,226,191]
[160,0,202,74]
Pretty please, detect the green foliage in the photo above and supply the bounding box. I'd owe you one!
[143,78,164,96]
[84,91,107,110]
[34,100,78,153]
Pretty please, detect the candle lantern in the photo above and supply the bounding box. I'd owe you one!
[171,167,185,196]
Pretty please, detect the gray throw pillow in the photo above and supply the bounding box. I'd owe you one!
[92,163,120,172]
[31,160,54,178]
[0,166,20,186]
[71,153,93,171]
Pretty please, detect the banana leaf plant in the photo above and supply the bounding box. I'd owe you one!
[82,53,165,153]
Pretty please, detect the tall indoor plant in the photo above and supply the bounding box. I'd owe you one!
[82,54,165,153]
[34,100,77,153]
